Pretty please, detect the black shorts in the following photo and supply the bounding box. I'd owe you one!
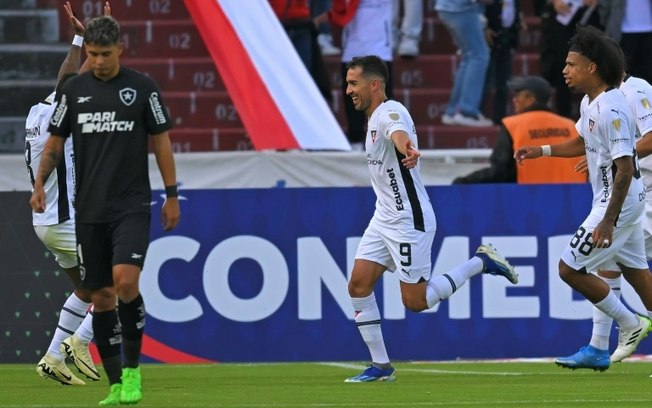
[76,213,151,290]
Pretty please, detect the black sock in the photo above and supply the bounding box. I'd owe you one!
[118,294,145,369]
[92,309,123,384]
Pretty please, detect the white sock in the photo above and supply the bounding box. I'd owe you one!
[48,293,91,359]
[425,257,483,308]
[590,276,620,350]
[594,290,638,330]
[351,293,390,365]
[75,305,94,344]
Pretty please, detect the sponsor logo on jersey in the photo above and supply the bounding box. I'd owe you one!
[371,130,377,143]
[366,154,382,165]
[600,166,610,202]
[25,125,40,139]
[50,94,68,127]
[642,98,651,110]
[149,92,167,125]
[588,119,595,132]
[78,111,135,133]
[386,168,404,211]
[77,96,92,103]
[119,87,137,106]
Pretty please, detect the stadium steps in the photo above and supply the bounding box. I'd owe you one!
[1,0,541,152]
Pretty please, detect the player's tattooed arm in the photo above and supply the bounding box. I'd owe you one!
[37,147,63,184]
[30,136,64,213]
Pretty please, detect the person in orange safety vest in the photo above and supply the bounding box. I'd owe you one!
[453,75,586,184]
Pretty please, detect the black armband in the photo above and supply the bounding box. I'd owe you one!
[165,185,178,198]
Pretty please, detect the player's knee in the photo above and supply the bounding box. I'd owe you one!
[74,287,93,303]
[558,261,574,283]
[401,295,427,312]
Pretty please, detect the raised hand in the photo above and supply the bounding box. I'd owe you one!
[63,1,84,35]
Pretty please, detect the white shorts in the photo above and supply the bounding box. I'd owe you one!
[561,210,648,273]
[355,221,435,284]
[34,220,78,269]
[644,198,652,259]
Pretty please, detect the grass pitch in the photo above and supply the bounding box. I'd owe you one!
[1,360,651,407]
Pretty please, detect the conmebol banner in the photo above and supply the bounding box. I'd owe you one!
[138,185,649,362]
[184,0,350,151]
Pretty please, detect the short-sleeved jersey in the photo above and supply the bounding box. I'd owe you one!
[48,67,172,223]
[620,75,652,187]
[576,88,644,226]
[365,100,436,232]
[25,92,75,226]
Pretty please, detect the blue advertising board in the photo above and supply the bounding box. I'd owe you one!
[140,184,651,362]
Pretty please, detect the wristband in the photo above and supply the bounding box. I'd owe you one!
[165,185,178,198]
[72,35,84,47]
[541,145,552,157]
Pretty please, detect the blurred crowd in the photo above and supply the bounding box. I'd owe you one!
[269,0,652,145]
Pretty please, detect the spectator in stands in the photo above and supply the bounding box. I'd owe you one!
[393,0,423,58]
[436,0,493,127]
[536,0,602,119]
[482,0,523,124]
[315,0,394,150]
[311,0,341,55]
[602,0,652,84]
[270,0,332,102]
[453,75,586,184]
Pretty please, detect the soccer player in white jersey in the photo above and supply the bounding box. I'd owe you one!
[515,25,652,369]
[343,55,519,383]
[555,71,652,370]
[27,1,110,385]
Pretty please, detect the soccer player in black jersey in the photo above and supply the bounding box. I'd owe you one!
[30,15,180,406]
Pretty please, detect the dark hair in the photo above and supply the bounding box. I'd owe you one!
[568,25,624,87]
[346,55,389,84]
[84,16,120,46]
[55,73,77,96]
[603,35,628,75]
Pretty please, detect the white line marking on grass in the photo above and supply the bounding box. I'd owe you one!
[319,362,525,376]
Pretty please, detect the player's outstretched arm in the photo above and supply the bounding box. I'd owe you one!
[513,145,544,164]
[152,131,180,231]
[515,136,585,165]
[391,130,420,169]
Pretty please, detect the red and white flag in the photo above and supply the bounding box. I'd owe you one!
[184,0,350,151]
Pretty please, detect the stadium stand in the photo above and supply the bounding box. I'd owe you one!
[0,0,541,152]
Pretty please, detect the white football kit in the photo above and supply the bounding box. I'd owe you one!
[620,75,652,258]
[25,91,77,268]
[356,100,437,283]
[561,88,647,272]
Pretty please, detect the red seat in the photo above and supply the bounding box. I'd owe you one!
[65,1,544,151]
[57,0,191,39]
[123,57,224,92]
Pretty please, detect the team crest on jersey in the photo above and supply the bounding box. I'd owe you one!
[389,113,400,121]
[588,119,595,132]
[642,98,651,110]
[119,87,137,106]
[612,118,621,132]
[371,130,377,143]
